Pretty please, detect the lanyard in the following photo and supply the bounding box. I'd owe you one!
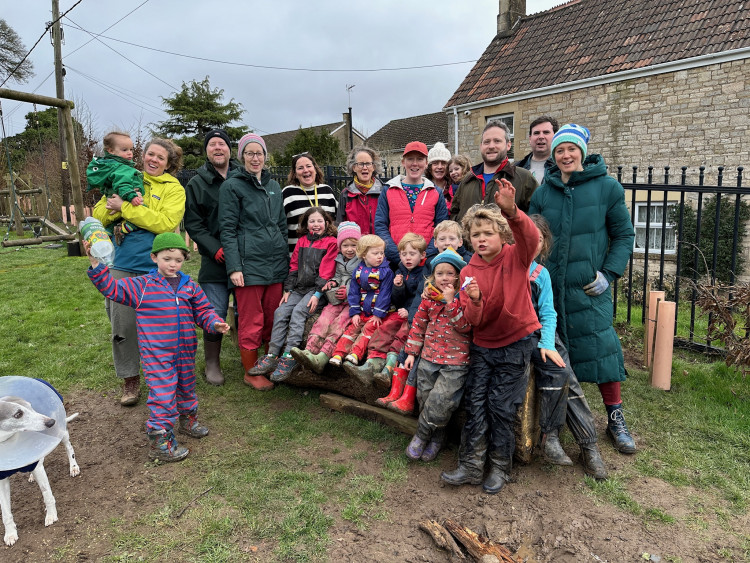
[304,184,319,207]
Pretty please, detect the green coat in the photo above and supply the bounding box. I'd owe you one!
[218,167,289,288]
[86,153,143,202]
[528,154,634,384]
[184,160,238,284]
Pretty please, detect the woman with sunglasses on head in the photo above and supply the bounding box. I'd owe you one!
[282,152,337,254]
[337,146,385,236]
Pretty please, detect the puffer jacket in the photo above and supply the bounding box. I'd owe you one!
[336,178,384,235]
[184,159,239,284]
[86,153,143,202]
[528,154,635,384]
[218,167,289,288]
[284,233,338,294]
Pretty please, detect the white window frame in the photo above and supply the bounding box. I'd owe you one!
[633,202,677,255]
[485,113,515,159]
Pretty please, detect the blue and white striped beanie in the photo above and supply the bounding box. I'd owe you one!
[551,124,590,160]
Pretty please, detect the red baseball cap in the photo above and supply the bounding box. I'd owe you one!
[403,141,428,157]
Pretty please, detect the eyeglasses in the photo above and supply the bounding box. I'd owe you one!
[292,151,310,159]
[243,151,265,159]
[354,162,374,169]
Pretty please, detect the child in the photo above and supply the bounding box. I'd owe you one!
[345,233,426,385]
[86,131,144,240]
[248,207,338,382]
[329,234,394,367]
[528,215,607,480]
[291,221,362,373]
[381,220,472,414]
[401,248,471,462]
[86,232,230,462]
[441,180,541,495]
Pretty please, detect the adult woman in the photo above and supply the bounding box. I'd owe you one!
[282,153,337,253]
[448,154,471,199]
[92,137,186,406]
[337,146,384,235]
[219,133,288,391]
[528,124,636,454]
[426,142,452,204]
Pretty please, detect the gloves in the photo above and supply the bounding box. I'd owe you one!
[214,247,225,263]
[583,271,609,296]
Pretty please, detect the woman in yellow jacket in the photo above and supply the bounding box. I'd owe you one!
[92,138,186,406]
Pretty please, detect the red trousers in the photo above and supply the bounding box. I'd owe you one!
[234,283,283,351]
[331,312,403,360]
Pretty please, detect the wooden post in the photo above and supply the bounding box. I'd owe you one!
[61,105,86,248]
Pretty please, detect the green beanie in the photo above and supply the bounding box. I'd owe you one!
[152,232,189,254]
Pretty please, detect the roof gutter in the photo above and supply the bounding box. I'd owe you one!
[443,46,750,113]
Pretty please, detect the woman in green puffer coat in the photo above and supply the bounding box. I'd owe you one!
[528,124,636,455]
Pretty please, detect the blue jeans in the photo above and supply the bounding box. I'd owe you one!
[201,282,229,342]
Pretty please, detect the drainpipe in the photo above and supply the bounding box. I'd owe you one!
[453,107,459,155]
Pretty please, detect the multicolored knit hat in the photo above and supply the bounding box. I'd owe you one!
[337,221,362,248]
[152,232,189,254]
[551,123,590,160]
[430,247,466,273]
[238,133,267,158]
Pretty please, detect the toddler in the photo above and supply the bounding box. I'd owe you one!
[248,207,338,382]
[291,221,362,373]
[87,232,230,462]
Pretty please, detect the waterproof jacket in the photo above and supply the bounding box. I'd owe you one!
[374,176,449,265]
[408,245,473,323]
[528,154,634,384]
[218,167,289,288]
[336,177,384,235]
[405,296,472,365]
[93,171,186,274]
[284,233,338,294]
[450,161,537,220]
[347,262,394,318]
[184,159,239,284]
[86,153,143,202]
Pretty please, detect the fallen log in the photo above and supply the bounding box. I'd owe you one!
[443,519,518,563]
[419,519,466,561]
[320,393,416,435]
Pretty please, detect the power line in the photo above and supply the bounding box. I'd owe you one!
[63,28,479,73]
[0,0,85,88]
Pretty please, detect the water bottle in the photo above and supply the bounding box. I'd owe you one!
[79,217,115,266]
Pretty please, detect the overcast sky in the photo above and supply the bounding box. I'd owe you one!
[4,0,562,140]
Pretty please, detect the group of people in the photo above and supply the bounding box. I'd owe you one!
[83,115,637,495]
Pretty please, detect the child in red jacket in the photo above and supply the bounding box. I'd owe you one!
[441,179,541,494]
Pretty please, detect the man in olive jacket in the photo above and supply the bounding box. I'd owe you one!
[184,129,238,386]
[450,120,537,221]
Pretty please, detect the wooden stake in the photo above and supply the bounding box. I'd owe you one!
[443,519,518,563]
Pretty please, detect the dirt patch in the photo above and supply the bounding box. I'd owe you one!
[2,385,746,562]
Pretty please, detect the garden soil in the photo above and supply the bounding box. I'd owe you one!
[3,375,746,563]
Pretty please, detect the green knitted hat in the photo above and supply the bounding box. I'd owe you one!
[151,232,189,254]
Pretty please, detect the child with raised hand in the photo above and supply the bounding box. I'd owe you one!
[86,232,230,463]
[528,214,607,480]
[329,234,394,367]
[441,180,541,495]
[86,131,144,240]
[401,248,471,462]
[345,233,426,385]
[291,221,362,373]
[248,207,338,382]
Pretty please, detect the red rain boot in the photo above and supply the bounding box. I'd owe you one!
[375,367,408,407]
[387,383,417,415]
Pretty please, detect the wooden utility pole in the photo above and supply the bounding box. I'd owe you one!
[51,0,71,204]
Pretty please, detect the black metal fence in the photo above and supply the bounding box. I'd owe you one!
[176,164,750,352]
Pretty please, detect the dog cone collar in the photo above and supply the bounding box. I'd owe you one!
[0,376,66,471]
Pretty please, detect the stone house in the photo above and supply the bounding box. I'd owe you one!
[366,112,449,172]
[445,0,750,278]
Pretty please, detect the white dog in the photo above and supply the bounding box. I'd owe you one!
[0,395,80,546]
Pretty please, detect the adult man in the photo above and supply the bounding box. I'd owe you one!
[516,116,559,186]
[184,129,238,386]
[450,120,537,221]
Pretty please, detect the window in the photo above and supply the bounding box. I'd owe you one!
[634,202,676,254]
[485,114,514,159]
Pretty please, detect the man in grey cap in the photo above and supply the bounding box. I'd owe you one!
[184,129,238,385]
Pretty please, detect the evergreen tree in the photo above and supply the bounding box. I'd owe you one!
[273,127,346,167]
[0,19,34,84]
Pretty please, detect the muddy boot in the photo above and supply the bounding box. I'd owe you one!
[240,349,274,391]
[375,367,408,407]
[148,429,189,462]
[387,384,417,415]
[580,443,608,480]
[178,409,209,438]
[270,355,297,383]
[441,463,483,486]
[290,347,327,374]
[421,438,443,462]
[120,376,140,406]
[203,334,224,386]
[542,428,573,466]
[483,453,512,495]
[248,353,278,376]
[605,403,636,454]
[344,357,383,386]
[374,352,399,388]
[406,435,427,460]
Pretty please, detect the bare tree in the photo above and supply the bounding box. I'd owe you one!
[0,19,34,84]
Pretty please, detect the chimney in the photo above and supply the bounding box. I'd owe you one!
[498,0,526,34]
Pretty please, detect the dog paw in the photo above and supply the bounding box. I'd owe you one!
[44,507,58,527]
[70,463,80,477]
[4,526,18,546]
